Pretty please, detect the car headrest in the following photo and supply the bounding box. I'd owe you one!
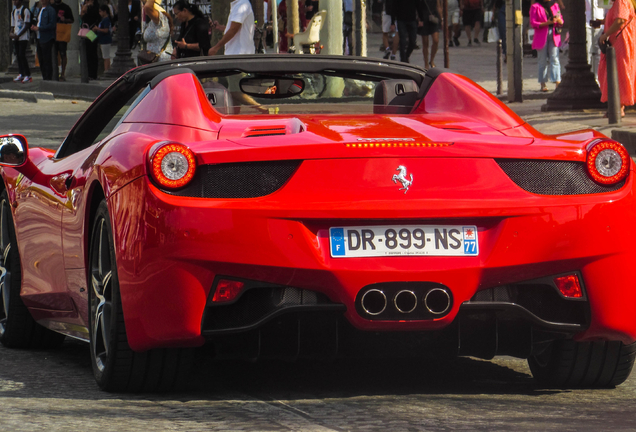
[373,79,420,114]
[202,81,234,115]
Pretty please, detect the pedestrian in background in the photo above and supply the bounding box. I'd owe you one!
[209,0,254,55]
[93,5,112,72]
[461,0,483,46]
[172,1,209,58]
[10,0,32,83]
[447,0,461,47]
[587,0,605,81]
[530,0,563,92]
[52,0,74,81]
[395,0,424,63]
[81,0,100,80]
[599,0,636,117]
[419,0,441,68]
[381,0,398,60]
[494,0,506,62]
[31,0,56,81]
[343,0,353,55]
[128,0,141,48]
[142,0,173,61]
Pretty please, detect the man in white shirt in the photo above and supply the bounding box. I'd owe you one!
[10,0,32,83]
[208,0,255,55]
[586,0,605,81]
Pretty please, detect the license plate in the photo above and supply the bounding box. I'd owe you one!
[329,225,478,258]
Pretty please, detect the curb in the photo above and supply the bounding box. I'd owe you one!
[39,80,112,101]
[0,89,54,103]
[612,129,636,158]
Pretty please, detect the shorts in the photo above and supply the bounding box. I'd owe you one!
[54,41,67,56]
[382,11,397,33]
[450,10,460,25]
[418,16,440,36]
[462,8,482,27]
[100,43,111,59]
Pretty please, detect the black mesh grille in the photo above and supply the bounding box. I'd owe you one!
[164,160,301,198]
[496,159,626,195]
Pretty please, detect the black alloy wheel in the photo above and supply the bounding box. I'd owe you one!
[89,200,193,392]
[0,190,65,348]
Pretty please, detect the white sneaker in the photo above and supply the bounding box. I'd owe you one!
[22,76,32,83]
[13,74,23,82]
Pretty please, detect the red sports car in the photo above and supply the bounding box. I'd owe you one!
[1,56,635,392]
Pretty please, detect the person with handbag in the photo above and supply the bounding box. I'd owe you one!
[10,0,32,83]
[31,0,56,81]
[81,0,100,79]
[598,0,636,117]
[52,0,74,81]
[138,0,173,64]
[530,0,564,93]
[419,0,441,68]
[171,1,210,58]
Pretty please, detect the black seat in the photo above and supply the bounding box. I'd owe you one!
[202,81,234,115]
[373,79,420,114]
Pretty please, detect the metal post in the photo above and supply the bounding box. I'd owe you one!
[512,0,522,102]
[287,0,299,51]
[80,38,88,83]
[103,0,136,79]
[606,46,621,125]
[443,0,449,68]
[270,0,279,53]
[497,40,503,95]
[354,0,367,56]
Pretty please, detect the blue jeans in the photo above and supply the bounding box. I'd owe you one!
[537,28,561,84]
[397,20,418,63]
[497,7,506,55]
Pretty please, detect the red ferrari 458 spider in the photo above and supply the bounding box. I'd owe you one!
[0,56,635,392]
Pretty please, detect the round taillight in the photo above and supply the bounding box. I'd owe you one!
[586,139,630,185]
[150,143,196,189]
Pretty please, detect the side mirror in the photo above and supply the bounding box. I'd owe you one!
[239,77,305,98]
[0,135,28,167]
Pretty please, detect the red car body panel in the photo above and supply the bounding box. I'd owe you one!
[2,58,636,355]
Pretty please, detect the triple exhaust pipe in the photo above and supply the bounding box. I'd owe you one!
[360,287,452,317]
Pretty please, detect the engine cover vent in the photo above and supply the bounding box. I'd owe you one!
[243,126,287,138]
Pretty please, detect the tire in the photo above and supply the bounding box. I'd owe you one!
[89,200,193,392]
[528,339,636,388]
[0,190,66,349]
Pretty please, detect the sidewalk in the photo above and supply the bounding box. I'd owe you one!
[2,33,636,150]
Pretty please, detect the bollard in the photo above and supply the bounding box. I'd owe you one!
[497,40,503,96]
[606,45,621,125]
[79,38,89,84]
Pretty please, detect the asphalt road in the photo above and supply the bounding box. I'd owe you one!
[1,99,635,431]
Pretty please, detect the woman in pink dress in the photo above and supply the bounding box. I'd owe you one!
[598,0,636,117]
[530,0,564,93]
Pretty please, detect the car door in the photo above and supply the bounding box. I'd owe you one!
[13,150,75,313]
[57,82,149,326]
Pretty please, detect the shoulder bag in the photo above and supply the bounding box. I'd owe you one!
[137,35,171,65]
